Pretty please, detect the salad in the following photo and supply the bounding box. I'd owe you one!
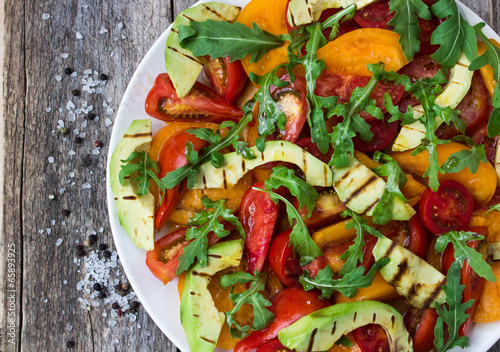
[108,0,500,351]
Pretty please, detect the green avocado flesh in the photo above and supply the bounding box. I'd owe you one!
[180,239,243,352]
[109,119,154,250]
[165,2,241,98]
[278,300,413,352]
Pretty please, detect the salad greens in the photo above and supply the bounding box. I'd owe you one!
[119,151,164,196]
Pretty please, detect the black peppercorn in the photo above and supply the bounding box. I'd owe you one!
[98,243,107,251]
[130,301,140,309]
[98,291,107,299]
[103,250,111,258]
[89,234,97,243]
[74,137,82,144]
[71,89,80,96]
[93,283,102,291]
[87,112,96,120]
[76,249,85,257]
[118,290,127,297]
[111,302,120,310]
[99,73,108,81]
[64,67,74,75]
[76,244,84,251]
[66,340,75,348]
[114,284,122,292]
[62,209,71,216]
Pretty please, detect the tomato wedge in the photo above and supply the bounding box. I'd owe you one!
[408,214,431,259]
[203,56,248,104]
[145,73,243,123]
[354,0,393,29]
[352,116,399,152]
[239,183,279,274]
[418,180,474,235]
[352,324,390,352]
[268,230,301,287]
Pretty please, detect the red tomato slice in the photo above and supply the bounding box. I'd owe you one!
[233,287,330,352]
[203,57,248,104]
[408,214,431,259]
[268,230,302,287]
[239,182,279,274]
[418,180,474,235]
[352,324,390,352]
[436,73,490,139]
[354,0,394,29]
[155,131,209,230]
[412,308,439,352]
[418,16,440,53]
[270,74,309,143]
[255,338,290,352]
[145,73,243,123]
[352,116,399,152]
[397,53,441,83]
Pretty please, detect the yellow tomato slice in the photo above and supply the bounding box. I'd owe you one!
[317,28,409,76]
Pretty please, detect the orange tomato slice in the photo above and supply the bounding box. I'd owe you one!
[317,28,409,76]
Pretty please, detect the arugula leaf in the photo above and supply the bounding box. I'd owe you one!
[161,112,252,189]
[441,144,487,174]
[119,151,164,196]
[470,23,500,137]
[232,140,256,160]
[220,271,274,339]
[176,197,244,274]
[430,0,478,67]
[264,166,319,217]
[178,20,284,63]
[300,258,389,299]
[329,63,385,168]
[371,152,409,225]
[336,336,354,347]
[249,67,290,151]
[435,230,496,282]
[254,187,322,266]
[486,202,500,215]
[388,0,431,61]
[433,260,475,352]
[340,210,383,276]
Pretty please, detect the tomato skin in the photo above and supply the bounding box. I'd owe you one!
[397,53,441,83]
[268,230,301,287]
[352,117,399,152]
[270,74,309,143]
[352,324,390,352]
[145,73,243,123]
[155,131,209,230]
[296,137,333,164]
[354,0,393,29]
[412,308,439,352]
[239,183,279,274]
[233,287,331,352]
[203,57,248,104]
[255,338,290,352]
[418,180,475,235]
[436,73,490,139]
[408,214,431,259]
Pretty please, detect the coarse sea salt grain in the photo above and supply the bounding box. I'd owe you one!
[48,156,54,163]
[42,13,50,20]
[45,107,52,113]
[104,118,113,127]
[69,172,75,178]
[68,150,76,156]
[55,238,63,246]
[61,53,69,59]
[76,31,83,39]
[46,228,52,235]
[43,299,48,303]
[99,27,108,34]
[55,75,62,82]
[66,325,73,331]
[82,183,91,189]
[92,148,100,155]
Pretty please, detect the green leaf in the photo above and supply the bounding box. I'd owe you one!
[233,140,256,160]
[430,0,478,67]
[220,271,274,339]
[264,166,319,217]
[118,151,163,196]
[441,145,487,174]
[336,336,354,347]
[433,260,475,352]
[254,187,322,266]
[486,202,500,215]
[176,197,244,274]
[470,23,500,82]
[186,128,220,144]
[487,85,500,138]
[178,20,284,63]
[388,0,432,61]
[339,210,383,276]
[300,257,389,299]
[371,152,409,225]
[161,113,252,189]
[435,230,496,282]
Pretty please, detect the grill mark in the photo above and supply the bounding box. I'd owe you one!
[192,314,199,317]
[190,291,197,295]
[191,271,213,278]
[406,283,419,301]
[202,4,236,20]
[384,240,398,258]
[361,198,380,215]
[391,258,408,284]
[404,124,426,133]
[241,159,246,173]
[208,254,222,259]
[451,80,462,85]
[167,46,202,64]
[114,197,118,200]
[222,169,228,189]
[306,0,312,17]
[391,315,396,329]
[331,321,337,335]
[123,176,131,179]
[344,175,378,205]
[202,173,207,188]
[372,313,377,323]
[302,150,307,175]
[182,14,196,22]
[353,312,357,323]
[290,11,296,27]
[307,328,318,352]
[122,195,138,200]
[280,141,285,158]
[324,164,329,185]
[422,279,447,308]
[260,152,265,162]
[456,61,468,68]
[200,336,217,344]
[124,132,152,138]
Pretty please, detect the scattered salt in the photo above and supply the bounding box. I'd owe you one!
[66,325,73,331]
[55,75,62,82]
[82,183,91,189]
[99,27,108,34]
[61,53,69,59]
[45,107,52,113]
[76,31,83,40]
[92,148,100,155]
[68,150,76,156]
[63,280,68,285]
[71,71,77,78]
[69,172,75,178]
[117,22,124,29]
[43,299,48,303]
[42,13,50,20]
[66,100,76,110]
[46,228,52,235]
[48,156,55,163]
[59,188,65,195]
[104,118,113,127]
[55,238,63,246]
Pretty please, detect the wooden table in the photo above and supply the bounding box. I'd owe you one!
[1,0,499,351]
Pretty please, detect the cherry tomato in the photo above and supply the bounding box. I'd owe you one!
[145,73,243,123]
[239,182,279,274]
[316,28,408,76]
[203,56,248,104]
[352,117,399,152]
[233,286,331,352]
[255,338,290,352]
[352,324,390,352]
[408,214,431,259]
[354,0,394,29]
[155,131,209,230]
[418,180,474,235]
[436,73,490,139]
[268,230,301,287]
[269,74,309,143]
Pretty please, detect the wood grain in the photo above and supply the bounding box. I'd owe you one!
[0,0,499,351]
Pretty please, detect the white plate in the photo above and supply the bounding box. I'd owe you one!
[106,1,500,351]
